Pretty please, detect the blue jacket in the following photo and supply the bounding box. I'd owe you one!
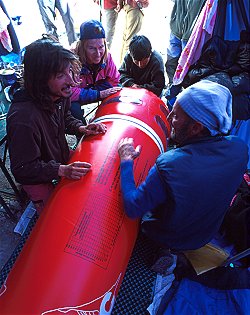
[120,136,248,251]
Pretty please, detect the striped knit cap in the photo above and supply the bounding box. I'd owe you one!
[176,80,232,135]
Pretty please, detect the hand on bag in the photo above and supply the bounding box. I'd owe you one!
[58,161,91,180]
[100,86,122,99]
[79,123,107,136]
[118,137,141,161]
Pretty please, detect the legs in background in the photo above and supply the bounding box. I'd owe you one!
[105,8,119,49]
[120,4,143,63]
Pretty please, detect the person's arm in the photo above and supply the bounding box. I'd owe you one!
[71,54,120,103]
[58,161,92,180]
[116,0,124,11]
[119,54,135,87]
[139,68,165,96]
[8,123,61,184]
[71,84,121,105]
[118,138,166,218]
[9,127,92,183]
[58,122,107,179]
[137,0,149,8]
[137,53,165,96]
[78,122,107,136]
[98,53,120,87]
[71,85,101,104]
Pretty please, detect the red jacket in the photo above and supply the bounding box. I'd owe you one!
[103,0,119,9]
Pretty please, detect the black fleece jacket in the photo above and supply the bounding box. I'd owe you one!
[7,89,83,185]
[119,51,165,97]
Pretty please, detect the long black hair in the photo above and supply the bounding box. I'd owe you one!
[23,35,81,110]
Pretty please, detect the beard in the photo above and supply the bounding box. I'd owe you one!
[169,121,193,146]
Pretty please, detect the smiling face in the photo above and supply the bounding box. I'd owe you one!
[85,38,106,64]
[47,62,74,101]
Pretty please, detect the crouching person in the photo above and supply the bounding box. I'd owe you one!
[118,80,248,252]
[7,35,107,214]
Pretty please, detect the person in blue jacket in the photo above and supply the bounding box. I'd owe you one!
[117,80,248,251]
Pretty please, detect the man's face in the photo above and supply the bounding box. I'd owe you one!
[47,63,74,101]
[132,55,151,69]
[85,38,105,64]
[167,102,195,145]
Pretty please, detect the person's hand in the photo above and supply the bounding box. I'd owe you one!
[118,137,141,161]
[100,86,122,99]
[115,0,124,12]
[58,161,91,180]
[131,84,140,88]
[115,5,122,13]
[79,123,107,136]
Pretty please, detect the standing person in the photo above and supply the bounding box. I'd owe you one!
[37,0,77,46]
[166,0,206,85]
[117,80,248,251]
[120,0,149,64]
[119,35,165,97]
[70,19,121,123]
[93,0,124,49]
[7,35,107,214]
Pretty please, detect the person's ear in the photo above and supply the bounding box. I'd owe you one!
[190,122,204,136]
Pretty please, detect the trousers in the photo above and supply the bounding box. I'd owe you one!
[37,0,77,45]
[120,4,144,63]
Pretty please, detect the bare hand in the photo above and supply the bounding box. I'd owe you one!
[118,137,141,161]
[100,86,122,99]
[79,123,107,136]
[58,161,91,180]
[132,84,140,88]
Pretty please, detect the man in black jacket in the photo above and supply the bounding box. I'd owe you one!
[119,35,165,97]
[7,35,106,213]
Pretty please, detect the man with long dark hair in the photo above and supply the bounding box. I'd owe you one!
[7,35,107,213]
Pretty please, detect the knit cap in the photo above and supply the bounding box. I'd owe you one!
[176,80,232,135]
[80,19,105,40]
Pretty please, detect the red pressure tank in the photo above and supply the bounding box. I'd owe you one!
[0,88,170,315]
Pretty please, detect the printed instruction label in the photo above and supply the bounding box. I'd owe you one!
[65,191,124,269]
